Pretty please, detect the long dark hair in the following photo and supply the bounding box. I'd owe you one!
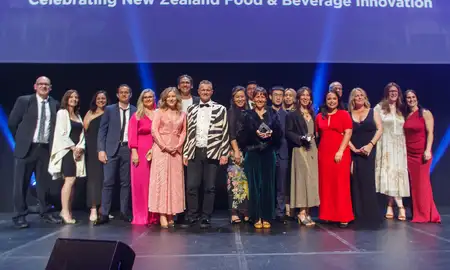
[296,86,315,116]
[320,89,344,119]
[404,89,424,118]
[89,90,109,113]
[60,89,80,115]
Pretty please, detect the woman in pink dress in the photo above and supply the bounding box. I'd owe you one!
[404,90,441,223]
[149,87,187,228]
[128,89,159,225]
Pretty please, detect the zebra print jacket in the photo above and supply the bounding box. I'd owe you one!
[183,101,230,160]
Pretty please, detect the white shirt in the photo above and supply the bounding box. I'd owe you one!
[33,94,51,143]
[119,104,130,142]
[195,100,212,148]
[182,97,193,113]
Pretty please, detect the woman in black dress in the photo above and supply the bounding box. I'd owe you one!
[348,88,383,225]
[49,90,85,224]
[227,86,249,224]
[83,91,108,221]
[237,87,282,229]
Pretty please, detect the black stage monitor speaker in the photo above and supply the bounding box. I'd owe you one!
[46,238,136,270]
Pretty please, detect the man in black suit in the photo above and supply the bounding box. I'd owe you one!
[8,76,61,228]
[270,86,290,224]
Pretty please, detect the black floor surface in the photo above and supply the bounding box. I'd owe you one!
[0,209,449,270]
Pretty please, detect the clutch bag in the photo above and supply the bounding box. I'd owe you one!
[146,149,152,161]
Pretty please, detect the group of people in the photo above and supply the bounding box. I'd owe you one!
[8,75,440,230]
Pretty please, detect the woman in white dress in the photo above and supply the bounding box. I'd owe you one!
[374,82,409,221]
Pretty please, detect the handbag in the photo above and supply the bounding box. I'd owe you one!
[146,149,152,161]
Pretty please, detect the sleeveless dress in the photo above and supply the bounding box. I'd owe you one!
[85,116,104,207]
[404,110,441,223]
[316,110,354,223]
[374,104,409,197]
[61,120,83,177]
[350,109,382,224]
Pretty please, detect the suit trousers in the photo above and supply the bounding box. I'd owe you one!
[186,147,219,220]
[276,156,289,217]
[100,144,131,216]
[13,143,51,218]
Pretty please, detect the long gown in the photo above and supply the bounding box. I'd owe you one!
[404,110,441,223]
[85,115,103,208]
[374,104,409,197]
[237,109,281,222]
[227,107,249,217]
[128,113,159,225]
[149,110,187,215]
[316,110,354,223]
[350,109,382,224]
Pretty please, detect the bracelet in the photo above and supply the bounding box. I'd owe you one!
[369,141,375,146]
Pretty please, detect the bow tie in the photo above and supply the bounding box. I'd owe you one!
[200,103,210,108]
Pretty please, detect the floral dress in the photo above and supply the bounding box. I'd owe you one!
[227,149,249,216]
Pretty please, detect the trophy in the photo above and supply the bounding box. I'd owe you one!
[300,134,312,142]
[258,122,272,134]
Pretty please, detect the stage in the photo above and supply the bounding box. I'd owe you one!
[0,210,449,270]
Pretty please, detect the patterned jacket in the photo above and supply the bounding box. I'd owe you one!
[183,101,230,160]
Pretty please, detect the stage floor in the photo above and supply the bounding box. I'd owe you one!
[1,209,450,270]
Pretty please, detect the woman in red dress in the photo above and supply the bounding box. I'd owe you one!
[404,90,441,223]
[316,90,354,227]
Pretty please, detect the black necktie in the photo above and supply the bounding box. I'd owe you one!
[200,103,210,108]
[120,109,127,142]
[37,100,47,143]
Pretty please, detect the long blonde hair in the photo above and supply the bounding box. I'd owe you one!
[158,87,182,111]
[348,88,371,113]
[135,89,156,119]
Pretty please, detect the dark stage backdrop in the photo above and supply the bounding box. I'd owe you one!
[0,63,449,212]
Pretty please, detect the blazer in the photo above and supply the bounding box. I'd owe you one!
[97,103,137,157]
[276,109,289,160]
[183,101,230,160]
[285,110,314,149]
[48,109,86,179]
[8,94,59,158]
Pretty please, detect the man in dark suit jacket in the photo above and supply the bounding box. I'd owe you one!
[8,76,61,228]
[270,86,290,223]
[95,84,136,225]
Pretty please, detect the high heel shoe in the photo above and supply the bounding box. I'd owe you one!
[398,206,406,221]
[59,213,76,224]
[297,215,314,227]
[89,209,98,222]
[385,205,394,219]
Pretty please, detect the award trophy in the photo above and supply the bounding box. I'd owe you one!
[258,122,272,134]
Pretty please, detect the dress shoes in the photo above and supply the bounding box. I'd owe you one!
[41,213,62,224]
[200,219,211,229]
[94,215,110,226]
[13,216,29,229]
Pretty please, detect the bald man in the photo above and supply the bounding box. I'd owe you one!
[8,76,61,228]
[329,81,347,109]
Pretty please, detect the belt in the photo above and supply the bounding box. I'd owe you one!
[120,141,128,147]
